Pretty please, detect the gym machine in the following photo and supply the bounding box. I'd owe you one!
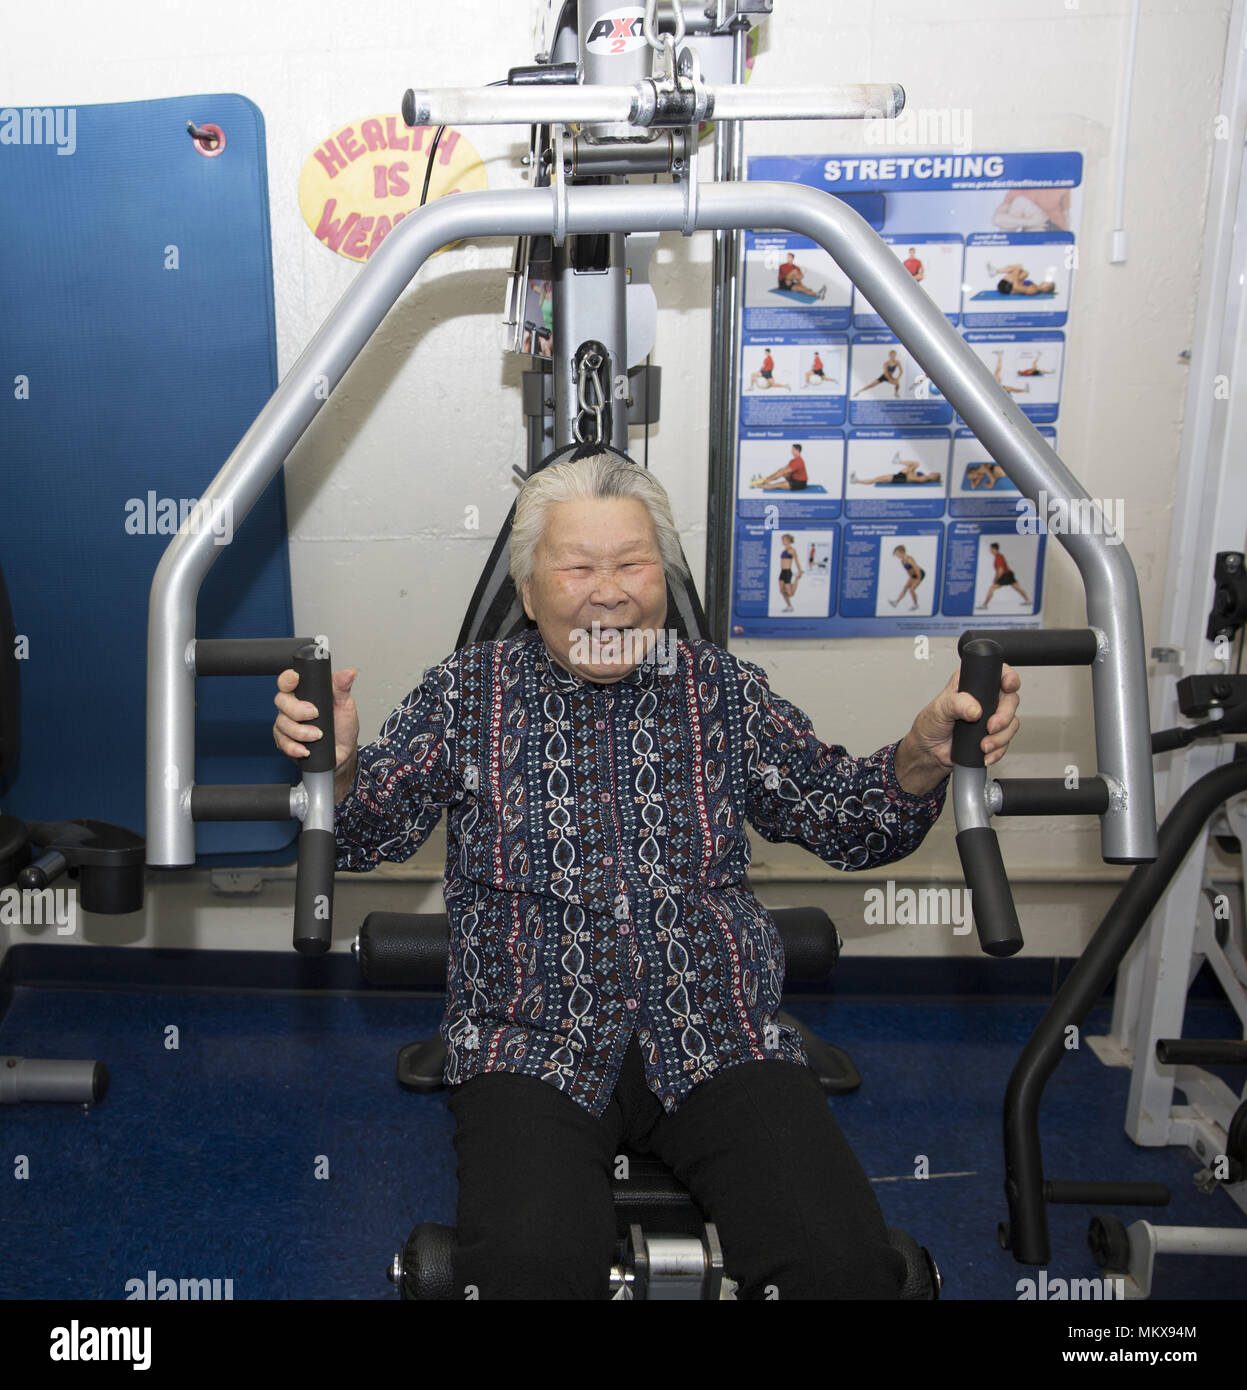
[144,0,1160,1295]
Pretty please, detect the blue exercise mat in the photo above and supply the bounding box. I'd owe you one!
[0,94,296,863]
[970,290,1055,300]
[768,286,826,303]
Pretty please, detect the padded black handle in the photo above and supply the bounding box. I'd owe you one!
[292,644,336,955]
[953,636,1022,956]
[951,637,1003,768]
[293,829,335,956]
[955,827,1022,957]
[293,645,335,774]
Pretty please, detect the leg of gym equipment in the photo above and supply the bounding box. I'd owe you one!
[1089,1215,1247,1299]
[0,1057,108,1106]
[1002,756,1247,1266]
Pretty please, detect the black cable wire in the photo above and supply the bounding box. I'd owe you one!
[644,352,650,470]
[643,172,657,470]
[419,79,508,207]
[419,125,447,206]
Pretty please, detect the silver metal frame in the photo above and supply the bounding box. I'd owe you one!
[147,179,1158,870]
[705,17,748,647]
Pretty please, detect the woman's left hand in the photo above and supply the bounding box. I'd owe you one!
[895,665,1022,795]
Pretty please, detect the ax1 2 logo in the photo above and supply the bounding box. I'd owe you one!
[586,7,648,55]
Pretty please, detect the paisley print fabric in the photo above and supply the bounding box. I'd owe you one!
[334,628,947,1117]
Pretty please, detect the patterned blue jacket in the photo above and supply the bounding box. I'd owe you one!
[334,627,947,1118]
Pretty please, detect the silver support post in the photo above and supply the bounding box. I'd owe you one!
[148,181,1156,869]
[705,18,748,645]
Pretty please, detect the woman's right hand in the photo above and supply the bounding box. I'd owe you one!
[273,667,360,773]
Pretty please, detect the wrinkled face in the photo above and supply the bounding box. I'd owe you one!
[521,496,669,684]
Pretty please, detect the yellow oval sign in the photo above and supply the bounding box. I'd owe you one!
[298,113,487,263]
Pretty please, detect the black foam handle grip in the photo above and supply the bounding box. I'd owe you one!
[293,645,336,775]
[293,828,335,956]
[958,628,1098,668]
[955,827,1023,957]
[951,638,1003,768]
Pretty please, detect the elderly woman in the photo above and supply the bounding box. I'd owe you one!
[272,453,1021,1301]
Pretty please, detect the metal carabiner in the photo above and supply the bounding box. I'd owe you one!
[574,351,607,446]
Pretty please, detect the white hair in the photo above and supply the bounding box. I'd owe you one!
[509,453,689,595]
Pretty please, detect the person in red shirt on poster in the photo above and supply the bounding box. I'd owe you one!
[977,542,1031,608]
[750,442,810,491]
[776,251,826,300]
[748,351,791,391]
[804,351,834,387]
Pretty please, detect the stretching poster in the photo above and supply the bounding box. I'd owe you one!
[730,150,1083,638]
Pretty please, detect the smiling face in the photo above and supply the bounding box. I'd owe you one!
[520,496,669,684]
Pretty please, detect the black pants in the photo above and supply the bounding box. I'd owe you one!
[447,1033,905,1300]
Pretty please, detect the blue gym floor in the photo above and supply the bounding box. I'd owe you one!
[1,971,1244,1301]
